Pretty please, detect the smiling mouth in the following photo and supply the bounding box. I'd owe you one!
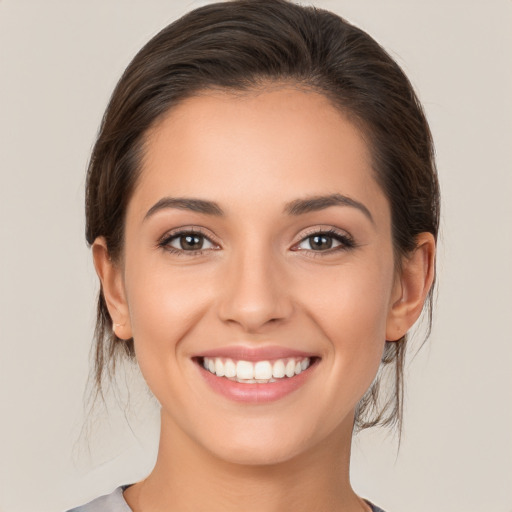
[197,356,317,384]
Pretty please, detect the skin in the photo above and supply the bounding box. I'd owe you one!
[94,87,435,512]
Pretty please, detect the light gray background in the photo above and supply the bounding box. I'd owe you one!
[1,1,511,511]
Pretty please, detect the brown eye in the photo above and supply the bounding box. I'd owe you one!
[308,235,333,251]
[164,232,216,252]
[179,234,204,250]
[294,230,354,252]
[298,234,338,251]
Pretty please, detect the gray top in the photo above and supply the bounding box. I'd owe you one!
[67,486,386,512]
[67,486,132,512]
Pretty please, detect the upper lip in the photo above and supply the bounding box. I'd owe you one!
[195,345,318,361]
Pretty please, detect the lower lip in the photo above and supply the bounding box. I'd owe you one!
[197,360,318,403]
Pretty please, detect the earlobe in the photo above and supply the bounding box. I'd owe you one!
[92,237,133,340]
[386,232,436,341]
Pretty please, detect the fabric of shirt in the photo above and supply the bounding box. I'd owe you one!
[66,486,387,512]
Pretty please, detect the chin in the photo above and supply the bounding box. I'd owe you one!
[209,438,307,467]
[196,416,329,467]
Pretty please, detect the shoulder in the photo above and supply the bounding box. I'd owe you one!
[65,487,386,512]
[66,486,132,512]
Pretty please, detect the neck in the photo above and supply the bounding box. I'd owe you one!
[124,410,367,512]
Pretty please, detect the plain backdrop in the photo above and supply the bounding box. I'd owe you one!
[1,1,511,511]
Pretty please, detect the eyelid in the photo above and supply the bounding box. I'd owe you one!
[290,226,355,252]
[168,233,216,250]
[156,225,355,254]
[157,226,221,251]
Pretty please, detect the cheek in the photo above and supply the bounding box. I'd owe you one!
[305,259,393,337]
[123,253,216,381]
[299,258,394,387]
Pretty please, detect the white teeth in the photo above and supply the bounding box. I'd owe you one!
[236,360,254,380]
[224,359,236,378]
[215,359,225,377]
[254,361,272,380]
[285,359,295,378]
[202,356,313,382]
[272,360,286,378]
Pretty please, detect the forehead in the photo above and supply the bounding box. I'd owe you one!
[132,87,388,221]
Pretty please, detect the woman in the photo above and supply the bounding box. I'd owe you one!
[69,0,438,510]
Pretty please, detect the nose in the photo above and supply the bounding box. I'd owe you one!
[217,246,293,333]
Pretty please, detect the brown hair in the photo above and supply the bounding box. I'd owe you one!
[85,0,439,431]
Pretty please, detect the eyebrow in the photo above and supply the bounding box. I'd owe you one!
[144,193,373,223]
[284,193,374,223]
[144,197,224,220]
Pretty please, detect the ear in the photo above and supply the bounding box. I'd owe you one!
[386,232,436,341]
[92,237,133,340]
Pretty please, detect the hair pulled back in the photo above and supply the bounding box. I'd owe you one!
[86,0,439,431]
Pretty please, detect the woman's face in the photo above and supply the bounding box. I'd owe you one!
[114,88,403,464]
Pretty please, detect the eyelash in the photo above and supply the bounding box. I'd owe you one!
[292,228,356,255]
[157,228,218,256]
[157,227,356,256]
